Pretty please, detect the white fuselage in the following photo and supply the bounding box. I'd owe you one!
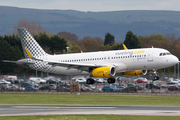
[25,48,178,75]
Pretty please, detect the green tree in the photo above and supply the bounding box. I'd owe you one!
[0,40,22,74]
[104,32,115,46]
[147,34,168,41]
[49,35,67,54]
[124,31,142,49]
[3,34,22,51]
[71,45,81,53]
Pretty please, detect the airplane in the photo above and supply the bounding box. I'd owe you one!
[3,27,179,84]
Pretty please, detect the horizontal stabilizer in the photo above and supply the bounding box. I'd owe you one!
[2,60,17,63]
[2,59,35,64]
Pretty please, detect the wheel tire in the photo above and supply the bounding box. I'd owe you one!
[154,76,159,80]
[108,78,111,83]
[87,79,90,84]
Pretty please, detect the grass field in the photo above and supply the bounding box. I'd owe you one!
[1,115,180,120]
[0,93,180,106]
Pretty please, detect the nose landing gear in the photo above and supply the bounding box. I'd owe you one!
[153,69,159,80]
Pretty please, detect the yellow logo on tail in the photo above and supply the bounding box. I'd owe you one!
[24,47,33,58]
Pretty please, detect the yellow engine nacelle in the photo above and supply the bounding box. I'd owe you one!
[124,70,147,76]
[92,66,116,78]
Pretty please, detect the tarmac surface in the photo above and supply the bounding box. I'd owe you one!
[1,105,180,116]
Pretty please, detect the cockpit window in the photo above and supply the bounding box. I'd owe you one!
[159,52,171,56]
[166,52,171,55]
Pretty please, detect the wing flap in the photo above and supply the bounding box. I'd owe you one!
[45,60,99,68]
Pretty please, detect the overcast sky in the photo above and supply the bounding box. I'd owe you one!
[1,0,180,12]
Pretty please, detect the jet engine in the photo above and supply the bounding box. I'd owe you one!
[123,70,147,76]
[91,66,116,78]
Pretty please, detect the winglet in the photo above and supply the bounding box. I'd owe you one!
[122,44,128,50]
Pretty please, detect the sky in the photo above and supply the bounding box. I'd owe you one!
[1,0,180,12]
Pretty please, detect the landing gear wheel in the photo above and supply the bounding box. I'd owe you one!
[107,78,115,84]
[154,76,159,80]
[86,78,95,84]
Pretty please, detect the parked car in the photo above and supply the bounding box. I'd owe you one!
[168,86,180,91]
[71,76,85,81]
[134,77,147,83]
[110,83,127,89]
[29,77,46,84]
[14,79,24,84]
[170,79,180,84]
[103,78,108,83]
[0,79,11,84]
[6,79,15,84]
[75,78,86,83]
[82,84,96,90]
[122,84,137,92]
[102,86,120,92]
[81,85,92,91]
[145,83,160,89]
[46,78,61,84]
[26,80,39,87]
[39,84,56,90]
[0,83,9,87]
[94,78,103,83]
[21,82,35,87]
[136,85,144,90]
[8,84,20,91]
[161,83,177,88]
[0,84,10,90]
[116,77,126,82]
[57,85,70,92]
[44,76,62,82]
[25,86,38,91]
[81,86,87,91]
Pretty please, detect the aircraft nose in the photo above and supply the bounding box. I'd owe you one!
[172,55,179,65]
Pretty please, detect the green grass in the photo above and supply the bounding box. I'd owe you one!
[1,115,180,120]
[0,93,180,106]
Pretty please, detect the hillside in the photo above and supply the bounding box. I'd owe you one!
[0,6,180,42]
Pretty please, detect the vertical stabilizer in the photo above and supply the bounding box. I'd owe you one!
[122,44,128,50]
[18,27,47,59]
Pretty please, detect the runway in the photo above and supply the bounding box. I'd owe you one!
[1,105,180,116]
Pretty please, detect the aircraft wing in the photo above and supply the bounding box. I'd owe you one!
[42,59,115,71]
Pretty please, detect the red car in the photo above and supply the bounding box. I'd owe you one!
[136,79,143,83]
[135,78,147,83]
[168,86,180,91]
[81,87,87,91]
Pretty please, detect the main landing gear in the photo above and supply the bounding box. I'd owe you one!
[153,69,159,80]
[86,78,95,84]
[86,77,115,84]
[107,78,115,84]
